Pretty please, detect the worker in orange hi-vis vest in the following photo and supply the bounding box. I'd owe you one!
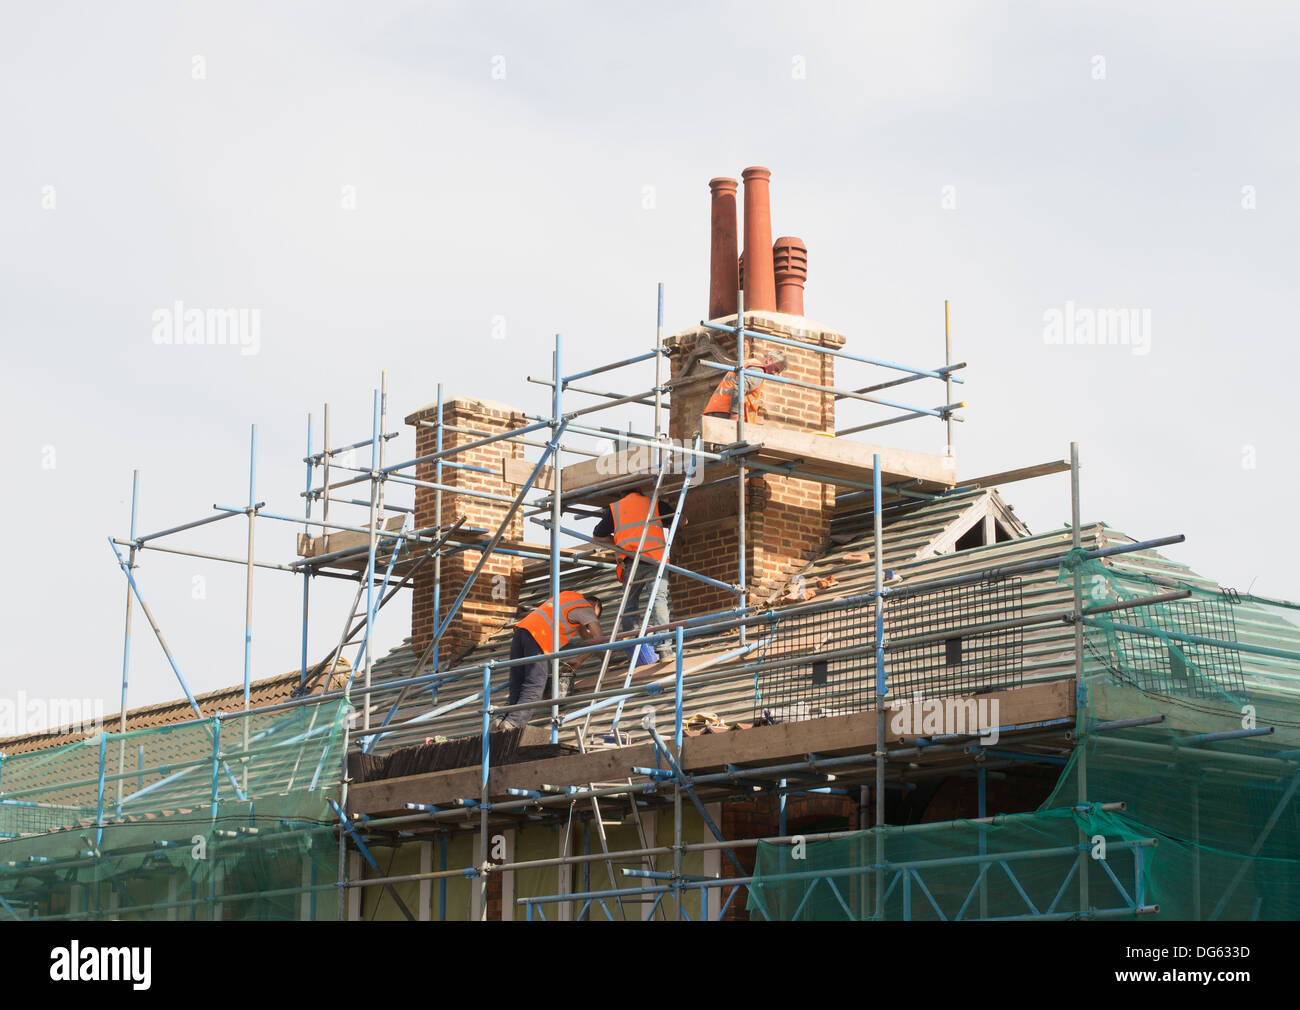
[593,491,684,664]
[493,592,603,731]
[703,350,788,424]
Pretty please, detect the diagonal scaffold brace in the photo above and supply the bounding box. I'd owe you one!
[327,797,415,922]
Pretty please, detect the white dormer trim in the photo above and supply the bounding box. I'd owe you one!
[916,490,1030,560]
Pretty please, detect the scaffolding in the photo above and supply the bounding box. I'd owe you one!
[3,290,1299,922]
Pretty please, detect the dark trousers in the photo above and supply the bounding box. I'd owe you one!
[505,628,549,728]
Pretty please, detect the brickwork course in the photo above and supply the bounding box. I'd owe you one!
[406,398,527,666]
[665,315,846,620]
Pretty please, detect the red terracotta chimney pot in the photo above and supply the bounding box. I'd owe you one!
[741,166,776,312]
[707,178,739,319]
[773,236,808,316]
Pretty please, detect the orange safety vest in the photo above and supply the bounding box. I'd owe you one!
[517,591,592,653]
[611,492,668,583]
[704,370,764,423]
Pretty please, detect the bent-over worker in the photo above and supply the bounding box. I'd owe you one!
[494,592,603,730]
[703,350,788,424]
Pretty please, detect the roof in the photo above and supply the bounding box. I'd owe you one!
[361,486,1101,752]
[28,484,1297,766]
[1100,528,1300,703]
[0,663,350,757]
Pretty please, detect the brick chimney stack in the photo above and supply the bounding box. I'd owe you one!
[405,397,526,667]
[669,167,844,619]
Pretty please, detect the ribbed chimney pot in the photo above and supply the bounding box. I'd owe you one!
[773,236,808,316]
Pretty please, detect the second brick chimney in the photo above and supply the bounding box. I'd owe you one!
[666,312,846,618]
[405,397,526,668]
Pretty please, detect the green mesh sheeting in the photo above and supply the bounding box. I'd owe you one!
[0,699,351,921]
[747,807,1157,921]
[748,552,1300,921]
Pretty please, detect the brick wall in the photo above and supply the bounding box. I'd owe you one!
[665,313,845,619]
[668,328,736,441]
[406,397,526,667]
[919,768,1060,823]
[486,865,503,920]
[720,792,858,921]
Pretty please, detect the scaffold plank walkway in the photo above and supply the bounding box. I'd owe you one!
[700,416,957,490]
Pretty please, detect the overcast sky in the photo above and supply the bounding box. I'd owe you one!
[3,1,1297,718]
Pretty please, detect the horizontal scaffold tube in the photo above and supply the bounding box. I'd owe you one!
[699,320,964,384]
[515,837,1158,910]
[106,532,1191,731]
[421,421,602,458]
[698,359,945,418]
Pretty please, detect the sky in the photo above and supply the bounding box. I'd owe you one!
[2,1,1297,721]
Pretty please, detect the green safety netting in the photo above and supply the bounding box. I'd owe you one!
[0,699,350,921]
[748,553,1300,920]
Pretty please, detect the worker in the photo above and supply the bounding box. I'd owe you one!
[493,592,603,730]
[703,350,788,424]
[593,490,683,663]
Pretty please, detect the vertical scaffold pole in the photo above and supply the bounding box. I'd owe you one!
[244,426,257,710]
[944,300,953,456]
[210,713,222,824]
[363,389,381,732]
[243,426,257,791]
[735,291,748,645]
[674,624,685,921]
[1070,440,1089,916]
[337,709,350,921]
[300,415,313,687]
[582,818,592,921]
[116,470,140,811]
[550,335,563,746]
[439,833,448,921]
[978,762,988,918]
[873,452,885,920]
[95,732,108,848]
[432,383,444,675]
[322,403,331,535]
[480,663,492,921]
[654,282,664,441]
[378,371,388,518]
[1192,779,1201,920]
[370,374,389,703]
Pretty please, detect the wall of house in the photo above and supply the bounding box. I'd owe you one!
[360,833,476,921]
[719,791,858,921]
[347,806,723,921]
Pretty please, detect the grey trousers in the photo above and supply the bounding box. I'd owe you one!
[620,575,673,658]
